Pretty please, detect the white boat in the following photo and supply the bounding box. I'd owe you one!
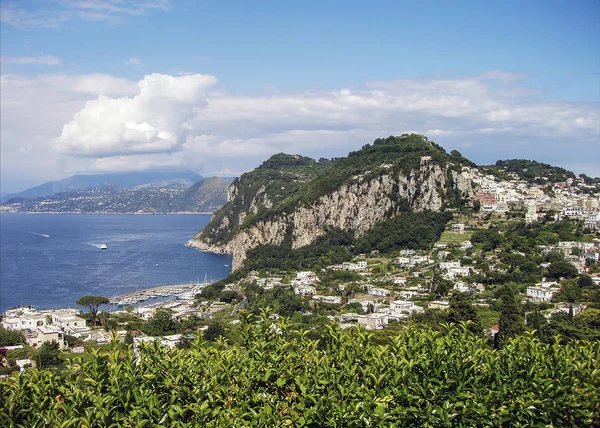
[99,243,107,250]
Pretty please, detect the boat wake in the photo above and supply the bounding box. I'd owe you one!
[25,231,50,238]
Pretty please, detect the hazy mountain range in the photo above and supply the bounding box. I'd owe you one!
[1,171,233,214]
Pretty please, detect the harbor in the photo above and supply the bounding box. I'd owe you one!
[109,282,208,306]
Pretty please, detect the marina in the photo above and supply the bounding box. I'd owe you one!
[109,282,208,306]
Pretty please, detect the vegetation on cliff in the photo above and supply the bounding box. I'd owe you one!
[485,159,577,184]
[196,134,466,250]
[243,211,452,272]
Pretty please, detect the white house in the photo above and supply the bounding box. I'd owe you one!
[26,325,65,349]
[392,277,407,285]
[1,310,47,331]
[439,261,461,271]
[389,300,422,316]
[453,281,473,293]
[446,267,471,279]
[452,223,465,232]
[399,290,419,299]
[51,311,87,331]
[368,286,391,297]
[526,281,560,302]
[357,314,388,330]
[429,301,450,310]
[294,285,316,296]
[348,299,379,313]
[312,295,342,305]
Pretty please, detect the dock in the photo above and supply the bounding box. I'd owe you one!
[109,283,206,306]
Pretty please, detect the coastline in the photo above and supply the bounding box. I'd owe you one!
[0,210,216,215]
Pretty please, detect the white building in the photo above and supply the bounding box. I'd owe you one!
[452,223,465,232]
[368,286,391,297]
[51,311,87,332]
[357,314,389,330]
[26,325,65,349]
[429,301,450,310]
[312,295,342,305]
[392,276,407,285]
[294,285,316,296]
[1,308,47,331]
[389,300,422,316]
[526,281,560,302]
[439,261,461,271]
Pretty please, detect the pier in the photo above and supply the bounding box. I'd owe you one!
[109,283,206,306]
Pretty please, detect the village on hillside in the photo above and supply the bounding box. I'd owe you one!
[2,164,600,373]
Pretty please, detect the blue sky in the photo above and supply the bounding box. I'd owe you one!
[1,0,599,191]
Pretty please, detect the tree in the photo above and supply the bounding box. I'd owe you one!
[76,296,110,326]
[219,290,239,303]
[176,336,192,349]
[144,310,177,336]
[446,292,482,335]
[547,261,578,279]
[37,341,60,368]
[526,309,549,341]
[0,326,24,346]
[578,275,594,288]
[497,285,525,345]
[204,322,225,342]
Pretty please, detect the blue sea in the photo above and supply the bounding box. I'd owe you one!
[0,213,232,312]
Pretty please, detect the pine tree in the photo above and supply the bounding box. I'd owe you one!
[498,285,525,345]
[447,292,482,335]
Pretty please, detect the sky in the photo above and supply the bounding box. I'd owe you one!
[1,0,599,193]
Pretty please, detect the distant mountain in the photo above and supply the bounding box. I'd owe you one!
[3,170,204,202]
[1,177,231,214]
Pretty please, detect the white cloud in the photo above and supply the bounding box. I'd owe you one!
[0,1,170,28]
[55,73,218,157]
[126,57,141,65]
[1,70,599,191]
[1,55,62,65]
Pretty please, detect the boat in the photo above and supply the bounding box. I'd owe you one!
[99,243,107,250]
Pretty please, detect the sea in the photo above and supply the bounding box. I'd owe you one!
[0,213,232,312]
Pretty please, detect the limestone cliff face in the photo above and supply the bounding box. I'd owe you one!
[187,162,476,270]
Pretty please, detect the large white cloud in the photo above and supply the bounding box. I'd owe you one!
[55,73,217,157]
[1,70,599,191]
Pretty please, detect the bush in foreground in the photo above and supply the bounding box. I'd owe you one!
[0,314,598,427]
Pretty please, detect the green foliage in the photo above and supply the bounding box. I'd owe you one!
[244,212,451,271]
[246,287,307,317]
[198,134,461,247]
[75,295,110,326]
[490,159,576,184]
[498,285,526,345]
[0,326,24,346]
[219,290,240,303]
[547,260,578,280]
[471,227,502,250]
[143,310,178,336]
[203,322,225,342]
[199,282,225,300]
[37,341,61,368]
[1,320,598,427]
[446,292,483,335]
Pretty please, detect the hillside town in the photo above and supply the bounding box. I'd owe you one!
[2,162,600,372]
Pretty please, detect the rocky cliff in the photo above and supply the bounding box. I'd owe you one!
[187,134,478,270]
